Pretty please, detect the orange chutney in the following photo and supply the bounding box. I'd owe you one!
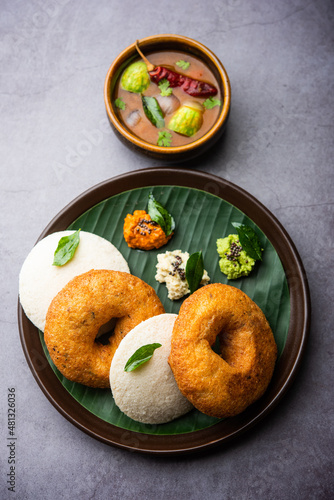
[123,210,173,250]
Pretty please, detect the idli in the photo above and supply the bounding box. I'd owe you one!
[109,314,193,424]
[19,230,130,331]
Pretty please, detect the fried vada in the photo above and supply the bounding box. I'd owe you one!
[169,284,277,418]
[44,269,165,388]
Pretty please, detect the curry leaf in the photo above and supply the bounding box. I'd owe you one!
[53,229,81,266]
[147,193,175,236]
[141,96,165,128]
[231,222,263,261]
[186,251,204,294]
[124,343,162,372]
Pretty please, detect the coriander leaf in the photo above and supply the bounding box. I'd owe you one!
[186,251,204,294]
[158,79,173,96]
[147,192,175,236]
[157,131,172,147]
[203,97,221,109]
[114,97,126,110]
[141,96,165,128]
[53,229,81,266]
[176,60,190,70]
[124,343,162,372]
[231,222,263,261]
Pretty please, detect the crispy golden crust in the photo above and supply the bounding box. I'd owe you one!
[168,284,277,418]
[44,270,164,388]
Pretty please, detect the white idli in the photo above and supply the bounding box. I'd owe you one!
[19,230,130,331]
[109,313,193,424]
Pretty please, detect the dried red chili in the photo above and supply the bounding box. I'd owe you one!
[135,40,218,98]
[149,66,217,97]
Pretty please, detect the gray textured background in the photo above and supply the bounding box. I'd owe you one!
[1,0,333,498]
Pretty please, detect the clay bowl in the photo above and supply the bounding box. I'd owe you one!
[104,34,231,163]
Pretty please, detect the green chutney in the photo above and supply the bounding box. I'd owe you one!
[216,234,256,279]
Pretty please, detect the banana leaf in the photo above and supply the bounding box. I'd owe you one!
[40,186,290,436]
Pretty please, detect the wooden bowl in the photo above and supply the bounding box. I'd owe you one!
[104,34,231,162]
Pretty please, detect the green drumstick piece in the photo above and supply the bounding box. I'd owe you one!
[120,61,150,93]
[168,100,203,137]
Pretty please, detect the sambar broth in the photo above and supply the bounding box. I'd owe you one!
[113,50,222,147]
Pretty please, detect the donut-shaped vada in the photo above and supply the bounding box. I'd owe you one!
[44,269,165,388]
[169,284,277,418]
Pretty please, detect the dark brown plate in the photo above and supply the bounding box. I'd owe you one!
[18,168,310,455]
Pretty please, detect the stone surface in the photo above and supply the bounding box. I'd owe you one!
[1,0,333,498]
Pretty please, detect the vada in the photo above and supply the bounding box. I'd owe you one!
[169,284,277,418]
[44,269,164,388]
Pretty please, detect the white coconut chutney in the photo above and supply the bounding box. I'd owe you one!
[155,249,210,300]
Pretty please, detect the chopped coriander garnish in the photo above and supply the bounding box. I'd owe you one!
[176,60,190,70]
[114,97,126,110]
[157,130,172,147]
[203,97,221,109]
[158,79,173,96]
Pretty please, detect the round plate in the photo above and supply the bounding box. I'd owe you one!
[18,168,310,455]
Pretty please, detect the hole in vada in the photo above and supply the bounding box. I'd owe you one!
[211,335,221,355]
[95,318,117,345]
